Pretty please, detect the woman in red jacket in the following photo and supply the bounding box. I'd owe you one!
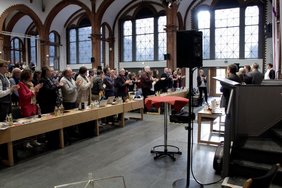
[18,69,42,117]
[18,69,43,148]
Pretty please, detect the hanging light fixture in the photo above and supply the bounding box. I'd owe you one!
[162,0,181,8]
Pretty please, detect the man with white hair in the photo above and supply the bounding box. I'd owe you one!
[141,66,153,99]
[115,68,132,101]
[60,67,80,110]
[9,67,21,105]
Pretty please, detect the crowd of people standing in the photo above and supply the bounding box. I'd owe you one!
[0,62,185,141]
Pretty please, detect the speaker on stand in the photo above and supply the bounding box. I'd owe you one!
[173,30,203,188]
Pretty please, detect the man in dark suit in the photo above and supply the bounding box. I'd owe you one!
[141,66,154,99]
[159,67,170,92]
[115,68,132,101]
[220,64,241,110]
[248,63,264,84]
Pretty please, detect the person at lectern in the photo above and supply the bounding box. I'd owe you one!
[220,64,241,110]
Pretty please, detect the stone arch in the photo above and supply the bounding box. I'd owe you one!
[0,4,43,33]
[0,4,43,61]
[44,0,92,37]
[96,0,115,26]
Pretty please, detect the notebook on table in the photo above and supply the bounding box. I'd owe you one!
[107,96,115,104]
[99,99,108,107]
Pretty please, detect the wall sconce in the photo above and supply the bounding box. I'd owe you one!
[109,47,113,51]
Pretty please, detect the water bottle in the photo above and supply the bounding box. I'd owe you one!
[37,104,42,118]
[59,104,64,115]
[6,114,13,126]
[54,106,59,116]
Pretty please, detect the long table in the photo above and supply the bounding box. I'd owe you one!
[0,99,144,166]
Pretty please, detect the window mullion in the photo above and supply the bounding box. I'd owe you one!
[76,28,79,64]
[210,10,215,60]
[154,17,158,61]
[132,20,136,62]
[240,7,245,59]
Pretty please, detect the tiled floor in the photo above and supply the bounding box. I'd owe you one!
[0,110,279,188]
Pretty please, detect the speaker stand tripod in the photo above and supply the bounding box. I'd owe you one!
[172,67,202,188]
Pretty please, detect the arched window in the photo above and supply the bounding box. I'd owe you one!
[120,7,166,62]
[195,2,262,60]
[197,10,210,59]
[29,36,37,66]
[67,18,92,64]
[245,6,259,58]
[10,37,23,64]
[49,31,60,69]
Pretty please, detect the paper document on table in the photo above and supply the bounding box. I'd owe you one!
[0,123,9,130]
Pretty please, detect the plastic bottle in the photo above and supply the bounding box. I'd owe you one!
[6,113,13,126]
[54,106,59,116]
[37,104,42,118]
[59,104,64,115]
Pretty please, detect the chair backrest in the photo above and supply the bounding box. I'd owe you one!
[244,163,280,188]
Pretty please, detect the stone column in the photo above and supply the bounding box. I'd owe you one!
[0,35,4,60]
[91,32,101,68]
[165,3,178,70]
[106,36,115,68]
[39,31,49,67]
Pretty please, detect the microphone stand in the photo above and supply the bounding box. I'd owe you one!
[172,67,202,188]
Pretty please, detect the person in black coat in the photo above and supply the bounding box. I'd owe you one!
[197,69,208,105]
[103,67,115,99]
[220,64,241,110]
[248,63,264,84]
[37,67,63,149]
[141,66,154,99]
[115,68,132,101]
[37,67,62,114]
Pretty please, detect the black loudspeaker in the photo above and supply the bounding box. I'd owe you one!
[91,57,95,63]
[164,53,170,60]
[177,30,202,68]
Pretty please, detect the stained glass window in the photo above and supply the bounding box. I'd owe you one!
[68,26,91,64]
[10,37,22,64]
[121,13,167,62]
[136,18,154,61]
[30,36,37,66]
[215,8,240,59]
[245,6,259,58]
[197,10,210,59]
[78,27,92,64]
[196,3,261,60]
[49,32,60,68]
[123,21,133,62]
[69,29,77,64]
[158,16,167,61]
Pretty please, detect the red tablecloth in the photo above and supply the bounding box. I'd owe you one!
[145,96,189,112]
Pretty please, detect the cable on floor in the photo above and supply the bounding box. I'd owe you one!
[189,110,224,186]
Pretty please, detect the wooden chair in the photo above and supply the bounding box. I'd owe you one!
[222,163,280,188]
